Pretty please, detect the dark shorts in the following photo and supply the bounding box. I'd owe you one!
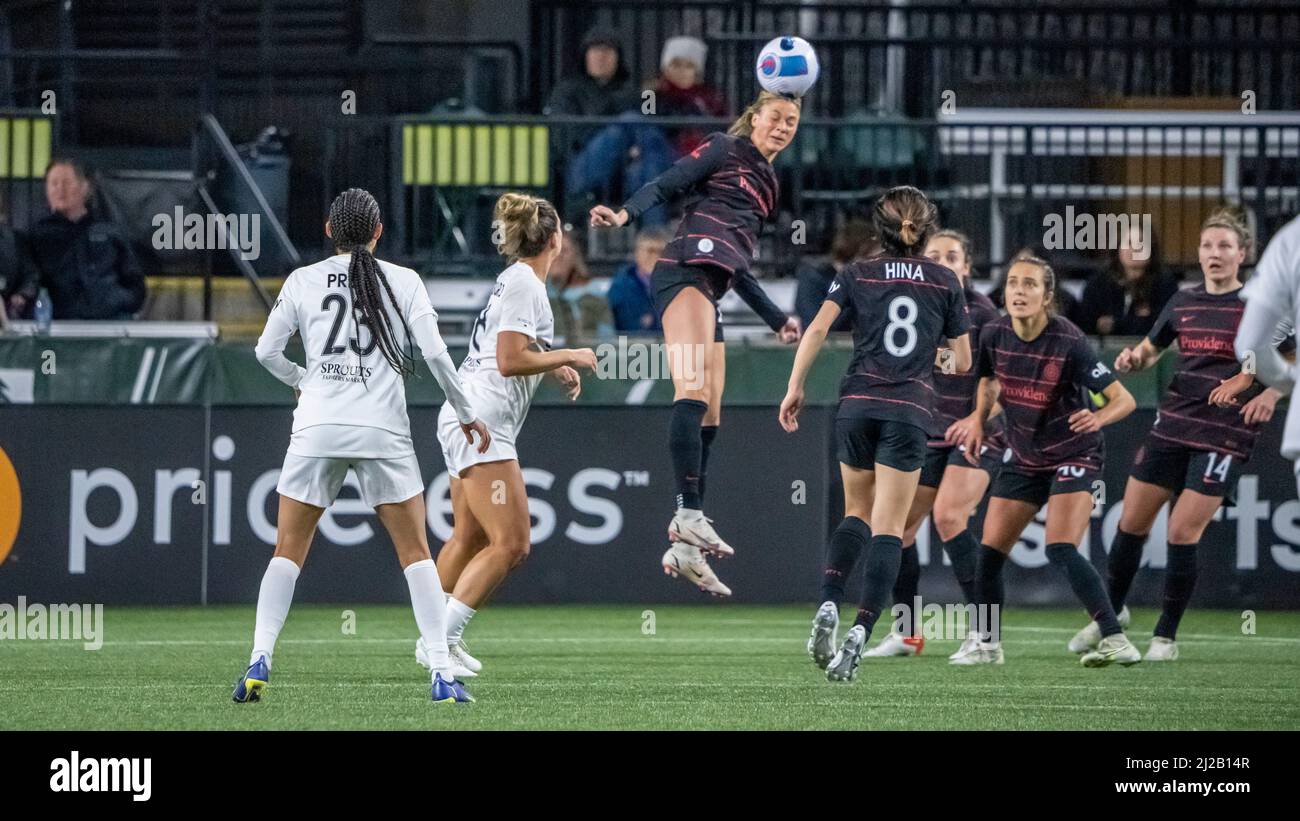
[991,462,1102,508]
[919,442,1006,489]
[836,417,929,473]
[1131,438,1243,502]
[653,262,729,343]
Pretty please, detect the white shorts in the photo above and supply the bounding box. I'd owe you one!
[437,403,518,479]
[276,452,425,508]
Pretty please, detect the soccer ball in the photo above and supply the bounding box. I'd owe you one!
[755,36,820,98]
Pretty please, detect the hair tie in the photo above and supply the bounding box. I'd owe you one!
[902,219,915,229]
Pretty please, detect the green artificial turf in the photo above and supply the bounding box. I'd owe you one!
[2,604,1297,730]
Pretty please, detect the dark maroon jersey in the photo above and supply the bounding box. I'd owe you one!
[622,131,776,278]
[929,286,1006,448]
[1147,284,1282,461]
[826,256,970,431]
[977,314,1117,472]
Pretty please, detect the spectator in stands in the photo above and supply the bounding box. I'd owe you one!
[545,26,640,124]
[548,226,613,342]
[549,27,674,224]
[794,219,877,330]
[25,157,145,320]
[608,227,670,333]
[1078,225,1179,337]
[0,197,36,319]
[651,36,728,157]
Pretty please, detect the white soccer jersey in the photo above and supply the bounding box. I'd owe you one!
[1238,214,1300,458]
[255,253,445,452]
[455,260,554,432]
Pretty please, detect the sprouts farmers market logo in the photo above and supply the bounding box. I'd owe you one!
[0,444,20,567]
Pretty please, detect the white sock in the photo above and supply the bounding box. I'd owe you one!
[250,556,300,668]
[404,559,452,676]
[445,597,477,646]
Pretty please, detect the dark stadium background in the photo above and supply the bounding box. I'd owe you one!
[1,0,1298,610]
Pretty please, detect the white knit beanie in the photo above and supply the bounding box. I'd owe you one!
[660,36,707,73]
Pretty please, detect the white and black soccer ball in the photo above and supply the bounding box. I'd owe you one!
[755,36,820,98]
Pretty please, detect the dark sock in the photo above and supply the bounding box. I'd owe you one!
[1046,542,1121,637]
[942,530,979,603]
[1106,529,1147,611]
[819,516,871,606]
[853,535,904,638]
[975,545,1007,642]
[668,399,708,510]
[698,425,719,505]
[892,544,920,634]
[1155,543,1198,639]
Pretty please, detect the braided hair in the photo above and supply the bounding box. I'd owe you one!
[328,188,416,379]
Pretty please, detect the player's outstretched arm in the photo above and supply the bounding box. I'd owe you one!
[593,137,728,229]
[779,300,839,432]
[1115,337,1161,373]
[496,330,596,377]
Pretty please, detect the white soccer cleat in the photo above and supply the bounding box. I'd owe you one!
[949,639,1004,666]
[807,601,839,669]
[662,541,731,597]
[863,631,925,657]
[1080,633,1142,667]
[949,631,982,661]
[1144,636,1179,661]
[416,636,478,679]
[450,640,482,674]
[667,509,735,557]
[825,625,867,682]
[1067,605,1131,653]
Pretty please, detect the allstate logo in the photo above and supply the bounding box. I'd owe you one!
[697,237,715,253]
[759,54,778,77]
[0,444,20,566]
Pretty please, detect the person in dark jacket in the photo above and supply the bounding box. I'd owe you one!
[554,27,676,225]
[607,227,669,333]
[1,208,36,319]
[1078,225,1181,337]
[794,219,878,330]
[26,157,145,320]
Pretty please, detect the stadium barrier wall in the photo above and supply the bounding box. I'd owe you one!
[2,404,1298,608]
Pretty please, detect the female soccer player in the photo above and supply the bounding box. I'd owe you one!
[864,229,1008,659]
[235,188,490,704]
[416,193,596,676]
[781,186,973,683]
[1069,209,1286,660]
[948,256,1140,667]
[590,90,802,595]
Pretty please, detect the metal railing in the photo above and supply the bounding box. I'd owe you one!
[0,108,56,230]
[530,1,1300,116]
[322,111,1300,279]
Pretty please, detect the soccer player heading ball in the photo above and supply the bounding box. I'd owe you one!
[781,185,973,683]
[590,91,803,595]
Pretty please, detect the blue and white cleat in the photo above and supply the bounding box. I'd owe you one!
[431,672,475,704]
[233,655,269,703]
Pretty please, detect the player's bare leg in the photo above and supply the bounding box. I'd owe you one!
[234,496,323,702]
[423,476,490,673]
[662,290,734,569]
[376,493,472,696]
[663,338,732,596]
